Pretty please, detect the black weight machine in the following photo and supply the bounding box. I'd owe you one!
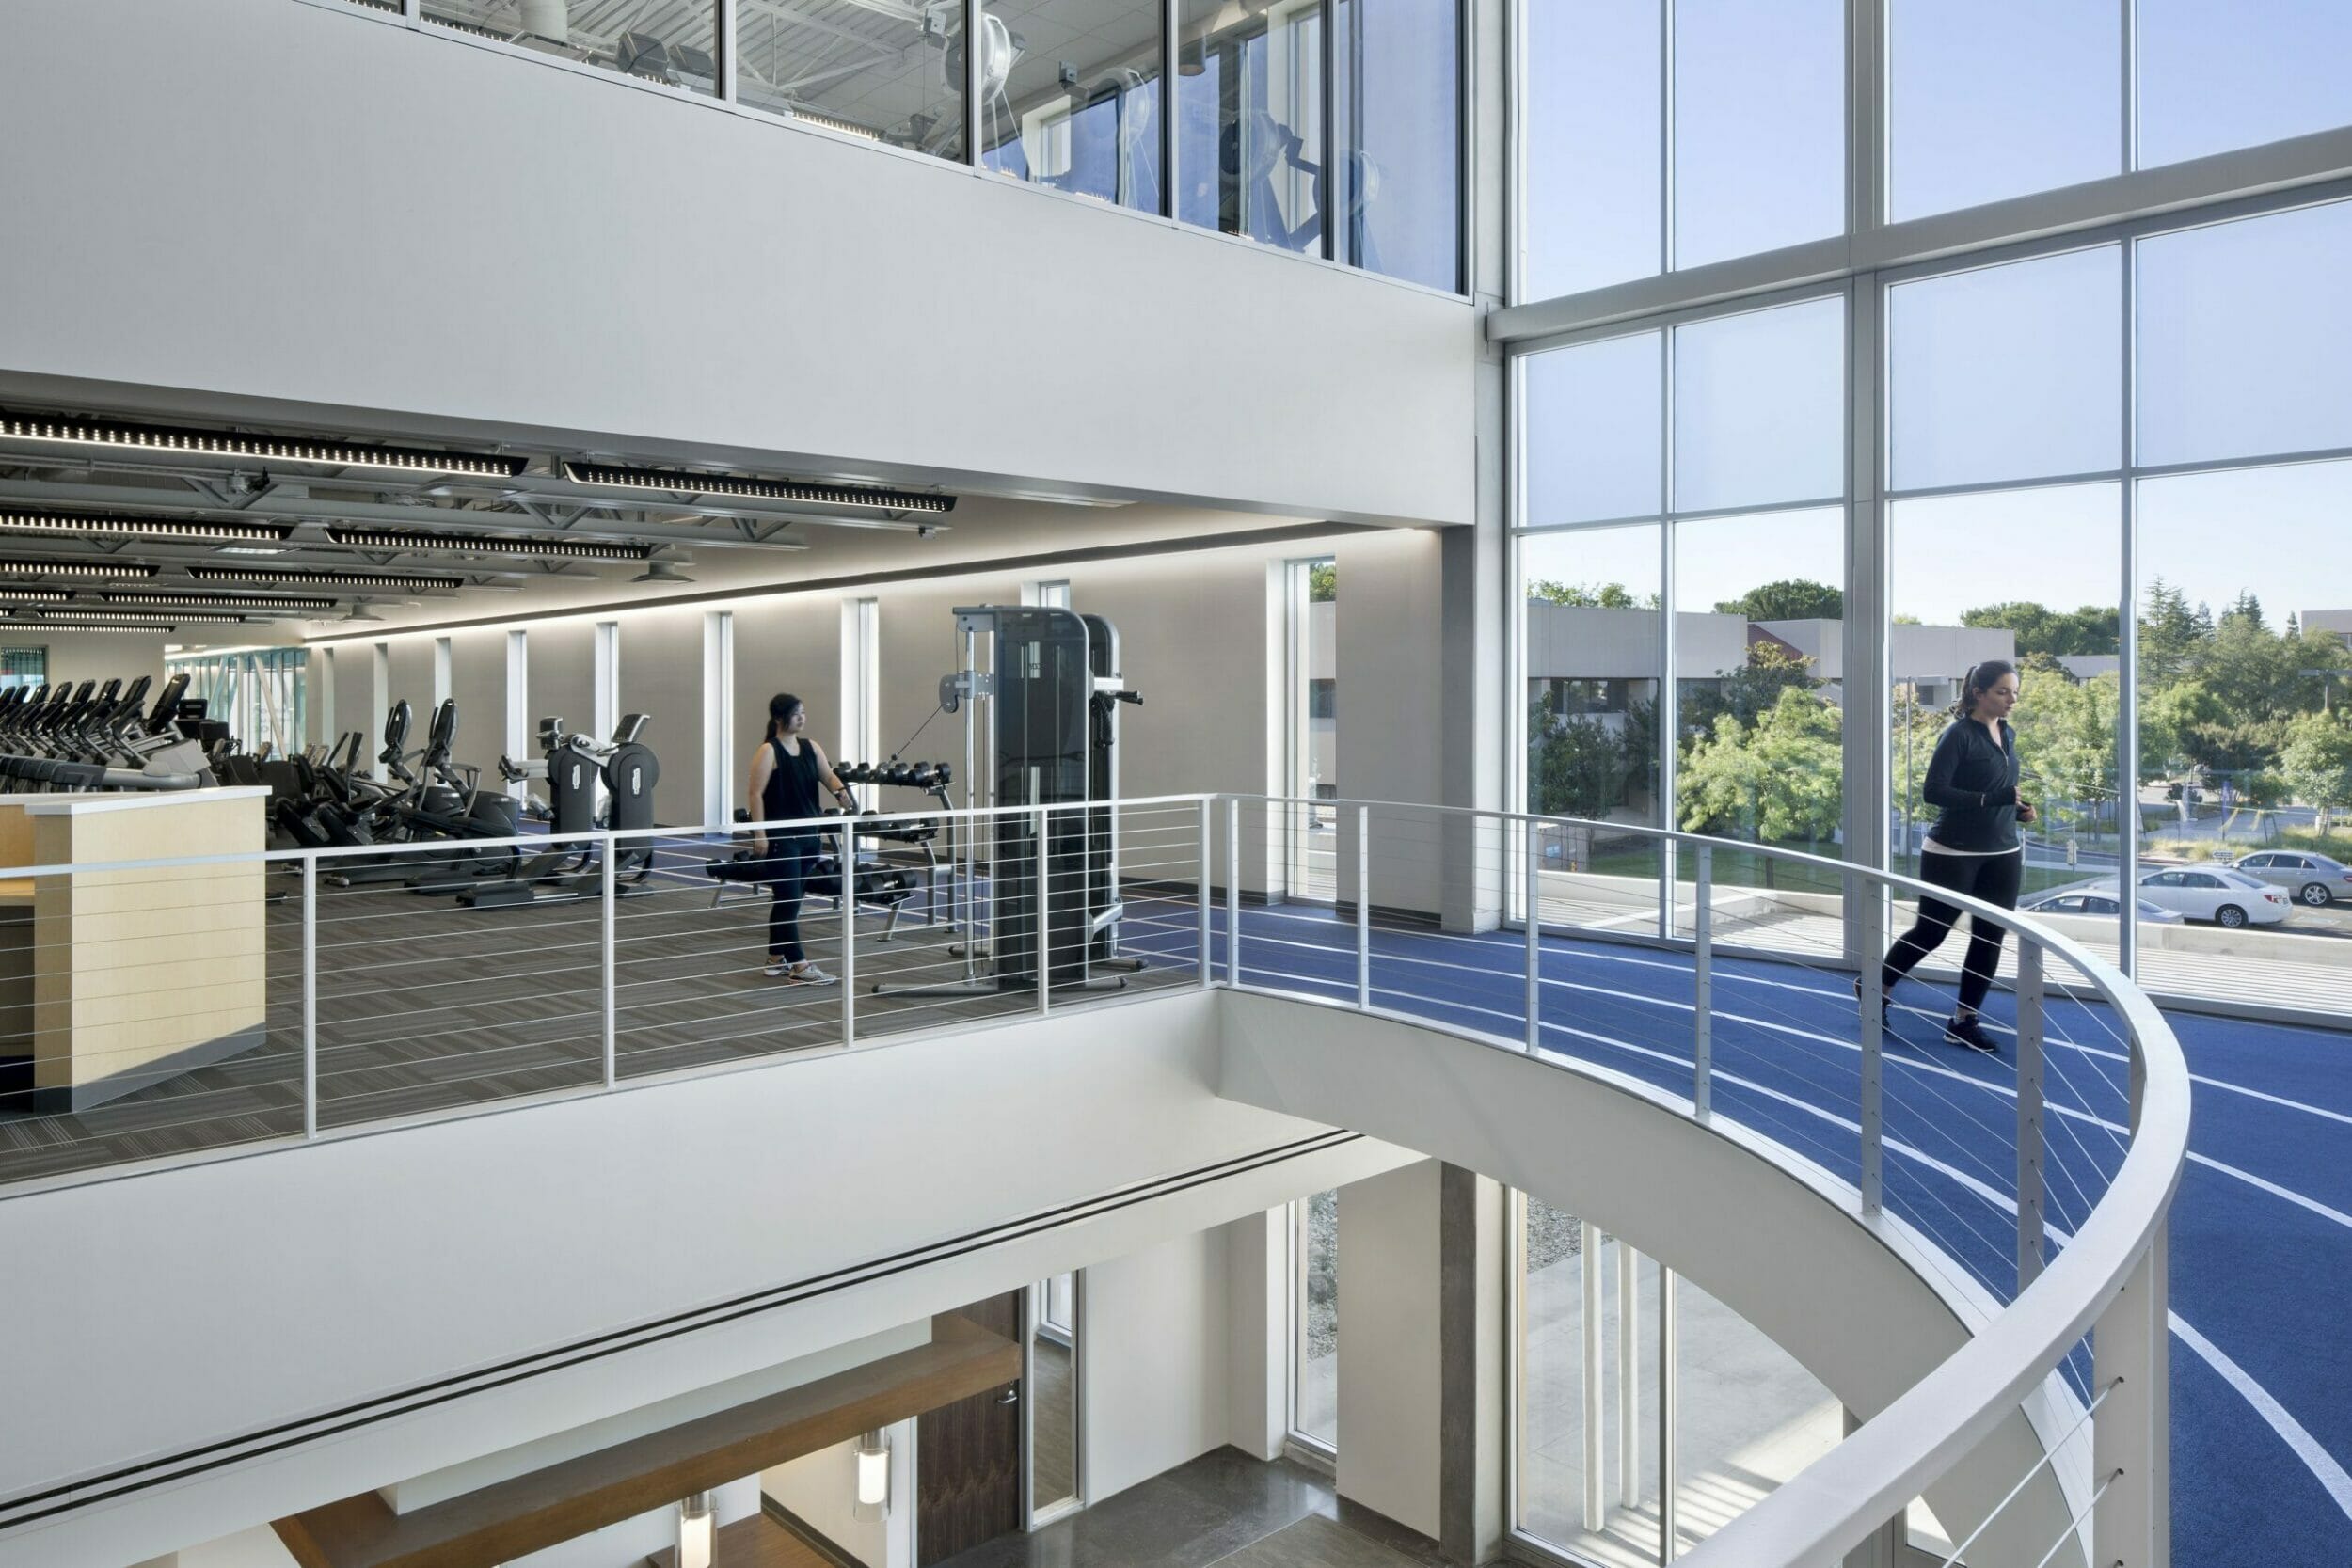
[875,605,1142,1001]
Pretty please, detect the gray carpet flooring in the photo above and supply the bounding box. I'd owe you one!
[0,856,1194,1187]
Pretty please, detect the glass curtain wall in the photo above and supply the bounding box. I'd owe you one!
[1286,557,1339,901]
[1514,1194,1839,1564]
[1518,296,1846,940]
[1512,3,2352,1022]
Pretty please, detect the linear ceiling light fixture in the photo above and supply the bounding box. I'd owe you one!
[99,591,338,612]
[10,609,248,626]
[561,460,955,514]
[0,510,294,545]
[323,526,655,561]
[793,108,884,142]
[187,565,459,592]
[0,588,72,604]
[0,559,159,580]
[0,621,180,636]
[0,413,527,479]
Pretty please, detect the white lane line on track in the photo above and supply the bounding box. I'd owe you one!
[1532,936,2352,1130]
[2169,1313,2352,1526]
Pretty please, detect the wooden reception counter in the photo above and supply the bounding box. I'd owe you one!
[0,786,271,1115]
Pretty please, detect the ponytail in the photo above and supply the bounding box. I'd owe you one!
[1951,660,2018,721]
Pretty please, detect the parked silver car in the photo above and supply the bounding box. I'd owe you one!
[2231,849,2352,908]
[2021,889,2185,925]
[2137,866,2293,928]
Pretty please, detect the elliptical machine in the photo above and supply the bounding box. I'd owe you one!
[462,715,660,908]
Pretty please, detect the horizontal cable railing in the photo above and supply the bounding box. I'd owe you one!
[0,791,2183,1567]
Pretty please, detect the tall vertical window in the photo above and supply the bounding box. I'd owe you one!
[1286,558,1339,900]
[840,598,881,804]
[1291,1189,1339,1450]
[0,648,44,689]
[1519,297,1844,934]
[980,0,1164,210]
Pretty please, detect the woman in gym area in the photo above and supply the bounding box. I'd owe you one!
[749,693,857,983]
[1871,660,2037,1053]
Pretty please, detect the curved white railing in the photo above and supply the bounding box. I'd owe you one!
[0,790,2185,1566]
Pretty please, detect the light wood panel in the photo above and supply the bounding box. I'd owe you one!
[273,1313,1019,1568]
[0,791,269,1111]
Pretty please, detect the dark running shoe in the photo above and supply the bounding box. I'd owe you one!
[1854,975,1891,1023]
[1944,1014,1999,1053]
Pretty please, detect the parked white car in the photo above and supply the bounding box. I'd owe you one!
[2137,866,2292,928]
[2021,889,2185,925]
[2230,849,2352,908]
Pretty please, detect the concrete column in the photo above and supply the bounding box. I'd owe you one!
[1439,1164,1507,1565]
[1224,1207,1290,1461]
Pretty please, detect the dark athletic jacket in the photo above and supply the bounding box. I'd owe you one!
[1922,718,2022,852]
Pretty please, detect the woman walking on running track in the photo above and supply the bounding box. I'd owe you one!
[749,692,857,984]
[1871,660,2037,1053]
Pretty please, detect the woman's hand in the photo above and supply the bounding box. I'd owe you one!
[2017,800,2038,825]
[751,833,768,856]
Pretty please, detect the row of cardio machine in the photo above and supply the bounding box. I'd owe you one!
[0,673,219,793]
[266,697,660,908]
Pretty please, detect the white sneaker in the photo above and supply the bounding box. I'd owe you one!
[787,963,837,986]
[762,959,787,978]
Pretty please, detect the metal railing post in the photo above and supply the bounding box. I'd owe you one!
[1693,845,1712,1117]
[2016,941,2046,1291]
[1524,821,1541,1053]
[600,832,617,1088]
[1226,796,1241,987]
[1618,1239,1641,1510]
[1356,804,1371,1010]
[1858,873,1886,1215]
[1036,807,1052,1016]
[842,817,858,1046]
[1197,798,1213,989]
[1581,1220,1606,1533]
[302,855,318,1139]
[2094,1236,2164,1568]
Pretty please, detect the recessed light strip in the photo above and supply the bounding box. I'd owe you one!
[323,526,654,562]
[562,460,954,514]
[0,623,179,638]
[0,510,293,545]
[99,591,337,612]
[0,560,158,580]
[187,565,457,592]
[6,610,247,626]
[0,413,526,479]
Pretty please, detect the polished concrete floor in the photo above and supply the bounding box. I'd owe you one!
[930,1448,1442,1568]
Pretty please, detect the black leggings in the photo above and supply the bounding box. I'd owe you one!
[1882,848,2024,1015]
[766,833,817,963]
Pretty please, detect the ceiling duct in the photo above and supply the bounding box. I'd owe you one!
[631,559,694,585]
[562,460,955,515]
[0,412,526,479]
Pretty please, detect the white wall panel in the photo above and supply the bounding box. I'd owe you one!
[0,0,1472,529]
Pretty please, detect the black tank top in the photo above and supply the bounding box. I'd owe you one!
[762,736,824,827]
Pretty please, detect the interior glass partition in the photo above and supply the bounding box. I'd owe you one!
[1331,0,1462,290]
[979,0,1164,209]
[735,0,966,153]
[1177,0,1325,253]
[421,0,721,95]
[1028,1273,1080,1521]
